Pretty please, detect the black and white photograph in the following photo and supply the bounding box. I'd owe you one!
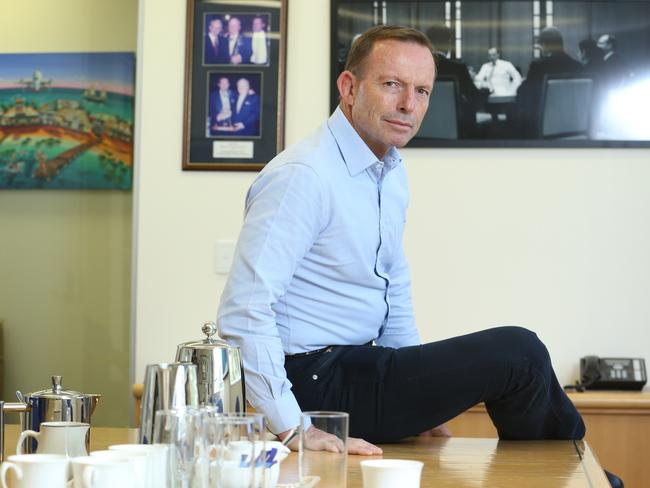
[206,72,262,138]
[332,0,650,147]
[203,12,271,66]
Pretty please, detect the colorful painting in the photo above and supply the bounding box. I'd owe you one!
[0,52,135,189]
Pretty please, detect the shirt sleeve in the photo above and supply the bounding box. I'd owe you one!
[506,61,522,85]
[474,63,489,87]
[217,162,326,434]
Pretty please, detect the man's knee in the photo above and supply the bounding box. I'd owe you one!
[492,326,552,371]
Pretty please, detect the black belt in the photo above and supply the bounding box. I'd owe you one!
[285,341,373,359]
[285,346,333,359]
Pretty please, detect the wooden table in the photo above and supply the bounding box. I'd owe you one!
[285,437,610,487]
[2,425,609,487]
[448,391,650,487]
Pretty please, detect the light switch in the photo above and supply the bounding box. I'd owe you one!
[214,240,236,274]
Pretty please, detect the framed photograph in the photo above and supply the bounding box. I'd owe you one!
[206,72,263,138]
[0,52,135,189]
[331,0,650,148]
[183,0,287,170]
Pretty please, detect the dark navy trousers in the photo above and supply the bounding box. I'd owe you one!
[285,326,585,443]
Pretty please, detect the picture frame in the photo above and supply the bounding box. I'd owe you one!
[0,52,135,190]
[330,0,650,148]
[183,0,288,170]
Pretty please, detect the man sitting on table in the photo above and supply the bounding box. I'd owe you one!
[217,25,585,455]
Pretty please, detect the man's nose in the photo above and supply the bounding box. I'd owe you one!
[398,89,416,113]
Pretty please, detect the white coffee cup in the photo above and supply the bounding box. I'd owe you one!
[219,440,290,488]
[224,439,263,462]
[360,459,424,488]
[0,454,69,488]
[16,422,89,457]
[258,441,290,488]
[108,443,169,488]
[218,460,254,488]
[70,456,134,488]
[90,451,147,488]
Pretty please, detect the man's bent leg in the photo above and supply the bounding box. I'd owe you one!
[286,327,584,443]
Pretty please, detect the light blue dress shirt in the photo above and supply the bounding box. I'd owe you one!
[217,107,421,434]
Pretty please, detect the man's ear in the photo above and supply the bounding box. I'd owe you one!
[337,70,357,106]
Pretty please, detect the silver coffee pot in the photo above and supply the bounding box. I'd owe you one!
[138,362,199,444]
[175,321,246,413]
[1,375,100,457]
[138,322,246,444]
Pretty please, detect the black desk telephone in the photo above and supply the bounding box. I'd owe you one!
[579,356,647,391]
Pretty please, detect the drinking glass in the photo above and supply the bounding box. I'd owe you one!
[153,408,201,488]
[299,411,348,488]
[211,414,261,488]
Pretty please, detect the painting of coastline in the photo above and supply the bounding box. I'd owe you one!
[0,52,134,190]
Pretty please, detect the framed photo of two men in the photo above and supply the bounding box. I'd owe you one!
[183,0,287,170]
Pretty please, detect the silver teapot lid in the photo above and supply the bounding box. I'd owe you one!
[20,375,88,401]
[176,322,235,351]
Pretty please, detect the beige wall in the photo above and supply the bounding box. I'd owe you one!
[0,0,137,426]
[134,0,650,392]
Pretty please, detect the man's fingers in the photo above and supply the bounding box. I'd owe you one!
[298,427,382,456]
[430,423,452,437]
[323,437,344,453]
[420,423,453,437]
[348,437,383,456]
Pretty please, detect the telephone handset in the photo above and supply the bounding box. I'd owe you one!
[579,356,647,391]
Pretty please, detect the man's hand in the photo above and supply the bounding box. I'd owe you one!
[419,423,452,437]
[347,436,383,455]
[279,426,383,455]
[216,109,231,121]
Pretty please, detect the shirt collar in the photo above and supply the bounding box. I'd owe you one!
[327,107,402,177]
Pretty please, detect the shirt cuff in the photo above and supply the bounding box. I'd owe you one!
[255,391,303,435]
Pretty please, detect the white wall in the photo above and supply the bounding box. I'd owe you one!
[133,0,650,390]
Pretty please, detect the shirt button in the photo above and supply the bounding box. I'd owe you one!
[312,374,318,380]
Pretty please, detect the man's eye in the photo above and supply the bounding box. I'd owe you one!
[384,81,398,88]
[417,88,430,96]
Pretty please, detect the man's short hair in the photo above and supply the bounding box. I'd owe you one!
[344,25,435,77]
[538,26,564,52]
